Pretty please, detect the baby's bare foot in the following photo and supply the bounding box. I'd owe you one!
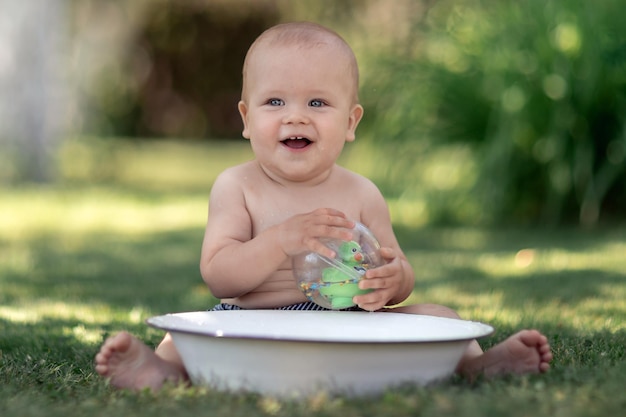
[95,332,184,391]
[461,329,553,378]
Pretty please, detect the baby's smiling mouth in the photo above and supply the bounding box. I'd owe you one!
[281,136,312,149]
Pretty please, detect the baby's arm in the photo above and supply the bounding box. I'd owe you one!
[352,182,415,311]
[200,169,354,298]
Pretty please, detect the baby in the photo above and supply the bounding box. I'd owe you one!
[96,21,552,391]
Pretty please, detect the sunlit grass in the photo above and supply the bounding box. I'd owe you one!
[0,301,148,326]
[1,187,208,238]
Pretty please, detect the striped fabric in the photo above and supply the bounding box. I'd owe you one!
[211,301,363,312]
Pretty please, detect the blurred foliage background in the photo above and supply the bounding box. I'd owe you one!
[360,0,626,227]
[1,0,625,227]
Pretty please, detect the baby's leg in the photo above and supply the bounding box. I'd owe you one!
[390,303,552,378]
[95,332,188,391]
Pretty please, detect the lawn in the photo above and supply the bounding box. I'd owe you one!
[1,139,625,417]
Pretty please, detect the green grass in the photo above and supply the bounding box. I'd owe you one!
[1,139,625,417]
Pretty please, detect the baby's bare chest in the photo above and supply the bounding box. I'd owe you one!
[244,186,363,233]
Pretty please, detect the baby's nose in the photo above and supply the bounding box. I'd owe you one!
[282,106,310,124]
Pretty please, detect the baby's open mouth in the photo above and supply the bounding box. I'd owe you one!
[281,136,312,149]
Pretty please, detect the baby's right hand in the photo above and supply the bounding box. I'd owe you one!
[277,208,355,258]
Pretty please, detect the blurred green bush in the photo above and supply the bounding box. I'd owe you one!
[360,0,626,226]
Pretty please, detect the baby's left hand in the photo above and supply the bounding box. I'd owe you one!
[353,247,406,311]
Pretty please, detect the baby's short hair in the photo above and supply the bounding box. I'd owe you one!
[241,22,360,103]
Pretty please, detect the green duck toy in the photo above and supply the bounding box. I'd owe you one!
[318,240,372,309]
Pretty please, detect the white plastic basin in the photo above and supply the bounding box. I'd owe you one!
[147,310,493,397]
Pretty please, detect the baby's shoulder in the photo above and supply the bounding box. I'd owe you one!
[333,165,382,195]
[214,161,256,184]
[210,161,258,195]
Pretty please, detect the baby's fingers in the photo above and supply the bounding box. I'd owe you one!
[308,209,355,241]
[312,207,348,220]
[353,290,388,312]
[363,262,395,281]
[378,246,397,261]
[302,237,336,259]
[358,274,387,291]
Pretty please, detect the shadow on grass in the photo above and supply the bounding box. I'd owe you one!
[394,224,626,253]
[0,227,217,314]
[419,267,623,307]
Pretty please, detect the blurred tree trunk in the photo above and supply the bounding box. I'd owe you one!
[0,0,67,183]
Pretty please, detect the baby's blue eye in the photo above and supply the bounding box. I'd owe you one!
[309,99,325,107]
[268,98,284,106]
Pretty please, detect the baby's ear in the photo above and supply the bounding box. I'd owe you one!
[346,104,364,142]
[238,100,251,139]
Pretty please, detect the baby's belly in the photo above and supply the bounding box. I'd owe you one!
[221,270,308,309]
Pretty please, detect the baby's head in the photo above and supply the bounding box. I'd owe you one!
[238,22,364,183]
[241,22,360,105]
